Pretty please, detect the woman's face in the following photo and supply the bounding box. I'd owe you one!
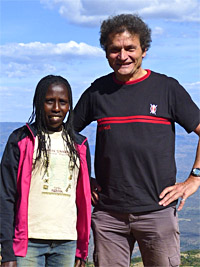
[44,83,69,132]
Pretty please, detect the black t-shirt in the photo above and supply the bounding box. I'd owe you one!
[74,70,200,213]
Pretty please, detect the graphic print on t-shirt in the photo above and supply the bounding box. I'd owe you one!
[42,148,72,196]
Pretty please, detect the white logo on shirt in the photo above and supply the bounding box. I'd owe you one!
[150,104,158,115]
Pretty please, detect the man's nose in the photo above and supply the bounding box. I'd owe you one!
[118,49,128,60]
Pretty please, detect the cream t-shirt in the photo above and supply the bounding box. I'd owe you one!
[28,131,80,240]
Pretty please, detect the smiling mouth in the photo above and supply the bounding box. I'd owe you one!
[49,116,62,120]
[117,62,133,67]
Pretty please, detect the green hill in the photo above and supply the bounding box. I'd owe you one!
[84,250,200,266]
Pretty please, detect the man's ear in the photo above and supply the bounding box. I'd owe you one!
[142,49,147,58]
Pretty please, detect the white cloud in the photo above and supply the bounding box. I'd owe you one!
[138,0,200,22]
[40,0,200,25]
[40,0,106,26]
[0,41,103,77]
[0,86,10,92]
[152,26,164,36]
[184,81,200,88]
[0,86,12,97]
[184,81,200,94]
[4,62,56,78]
[1,41,103,61]
[0,85,32,95]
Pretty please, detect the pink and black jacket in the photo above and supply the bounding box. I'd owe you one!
[0,123,91,263]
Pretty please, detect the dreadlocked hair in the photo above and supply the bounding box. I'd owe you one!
[28,74,79,173]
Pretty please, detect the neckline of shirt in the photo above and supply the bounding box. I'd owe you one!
[113,69,151,85]
[44,129,63,136]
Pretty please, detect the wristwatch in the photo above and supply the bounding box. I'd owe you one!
[191,168,200,177]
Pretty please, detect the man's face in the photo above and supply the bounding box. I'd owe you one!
[106,31,146,82]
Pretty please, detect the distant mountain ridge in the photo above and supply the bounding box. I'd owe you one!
[0,122,24,159]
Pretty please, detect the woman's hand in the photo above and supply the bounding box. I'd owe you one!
[1,261,17,267]
[75,258,85,267]
[91,177,101,206]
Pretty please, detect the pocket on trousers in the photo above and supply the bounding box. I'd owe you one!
[169,254,180,266]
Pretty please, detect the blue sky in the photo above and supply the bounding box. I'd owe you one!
[0,0,200,122]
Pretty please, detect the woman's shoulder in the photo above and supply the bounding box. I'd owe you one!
[8,125,28,142]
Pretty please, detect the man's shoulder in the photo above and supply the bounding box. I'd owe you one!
[150,70,179,84]
[93,72,113,82]
[80,72,114,98]
[90,72,113,89]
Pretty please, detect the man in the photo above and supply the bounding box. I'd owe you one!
[74,14,200,267]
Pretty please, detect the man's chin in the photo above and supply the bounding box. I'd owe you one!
[115,74,131,82]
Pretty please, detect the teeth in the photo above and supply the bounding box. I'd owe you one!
[51,116,60,119]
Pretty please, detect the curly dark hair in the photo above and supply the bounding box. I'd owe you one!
[100,14,152,52]
[29,75,79,171]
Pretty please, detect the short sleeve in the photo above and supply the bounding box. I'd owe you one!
[169,78,200,133]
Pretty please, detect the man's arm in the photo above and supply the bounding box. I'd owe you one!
[73,89,92,133]
[159,123,200,211]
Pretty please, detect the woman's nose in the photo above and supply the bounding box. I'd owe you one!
[52,101,60,112]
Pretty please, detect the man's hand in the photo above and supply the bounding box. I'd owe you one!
[91,177,101,206]
[1,261,17,267]
[159,176,200,211]
[75,258,85,267]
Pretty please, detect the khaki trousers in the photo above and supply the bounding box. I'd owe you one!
[91,207,180,267]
